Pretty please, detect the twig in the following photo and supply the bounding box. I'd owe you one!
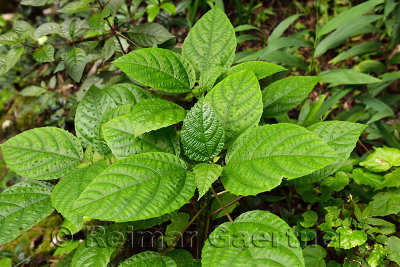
[116,31,138,47]
[210,186,234,223]
[358,140,370,154]
[216,189,228,196]
[210,196,243,216]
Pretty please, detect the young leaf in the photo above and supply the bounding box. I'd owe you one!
[73,152,196,222]
[226,61,286,80]
[119,251,176,267]
[205,69,262,145]
[75,85,117,151]
[104,83,151,105]
[113,48,195,93]
[202,210,305,266]
[318,69,382,86]
[65,47,88,82]
[33,44,54,63]
[1,127,83,180]
[181,98,225,161]
[103,115,180,159]
[182,6,236,73]
[129,98,186,137]
[193,163,222,199]
[295,121,367,184]
[51,161,107,227]
[262,76,320,118]
[0,180,53,246]
[222,123,338,195]
[128,22,175,47]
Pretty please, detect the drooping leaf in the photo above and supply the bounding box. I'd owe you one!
[129,98,186,137]
[360,147,400,172]
[51,161,107,227]
[119,251,176,267]
[205,69,262,145]
[262,76,320,118]
[75,85,117,152]
[226,61,286,80]
[0,180,54,246]
[182,6,236,73]
[202,210,305,266]
[222,123,338,195]
[74,152,196,222]
[128,23,175,47]
[1,127,83,180]
[296,121,366,184]
[104,83,151,105]
[181,98,224,161]
[192,163,222,199]
[65,47,88,82]
[103,115,180,159]
[113,48,195,93]
[33,44,54,63]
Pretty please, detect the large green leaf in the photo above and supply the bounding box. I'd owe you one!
[0,180,54,246]
[182,6,236,73]
[181,98,224,161]
[127,22,175,47]
[51,161,107,227]
[318,69,382,85]
[1,127,83,180]
[0,47,24,76]
[193,163,222,199]
[33,44,54,63]
[103,115,180,159]
[104,83,151,105]
[73,152,196,222]
[119,251,176,267]
[65,47,87,82]
[226,61,286,80]
[202,210,305,266]
[113,48,195,93]
[262,76,320,118]
[222,123,338,195]
[129,98,186,137]
[368,189,400,216]
[205,69,262,145]
[295,121,367,184]
[75,85,117,152]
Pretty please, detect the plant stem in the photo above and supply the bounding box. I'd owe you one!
[210,196,243,216]
[210,186,234,223]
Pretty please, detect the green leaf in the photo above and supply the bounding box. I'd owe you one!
[60,0,92,14]
[51,161,107,227]
[181,98,224,161]
[88,7,110,30]
[0,47,24,76]
[269,14,302,41]
[74,152,196,222]
[355,60,386,74]
[119,251,176,267]
[103,115,180,159]
[0,258,12,267]
[1,127,83,180]
[182,6,236,73]
[367,244,386,267]
[368,189,400,216]
[198,66,223,92]
[296,121,366,184]
[262,50,307,70]
[104,83,151,105]
[205,69,262,145]
[128,23,175,47]
[386,236,400,265]
[20,0,56,5]
[0,180,54,246]
[0,31,22,45]
[330,41,382,64]
[210,192,239,219]
[377,169,400,189]
[65,47,88,82]
[71,225,119,267]
[262,76,320,118]
[192,163,222,199]
[102,37,115,61]
[226,61,286,80]
[321,171,350,191]
[202,210,305,266]
[75,85,117,152]
[222,123,338,195]
[318,69,381,86]
[147,5,160,22]
[360,147,400,172]
[33,44,54,63]
[20,85,47,97]
[34,22,62,38]
[356,95,394,124]
[301,210,318,228]
[129,98,186,137]
[160,2,176,14]
[352,168,384,188]
[113,48,195,93]
[165,212,189,246]
[328,226,367,249]
[13,20,34,40]
[303,245,327,267]
[166,249,194,267]
[317,0,384,38]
